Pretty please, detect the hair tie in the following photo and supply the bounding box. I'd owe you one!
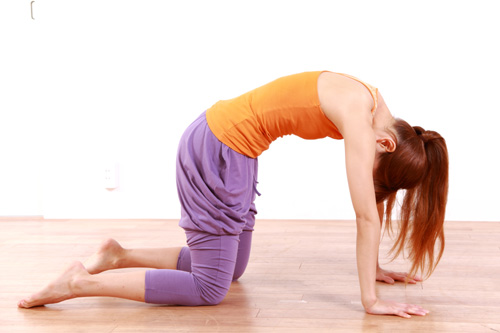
[413,126,429,143]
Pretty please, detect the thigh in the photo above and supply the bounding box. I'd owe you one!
[176,112,259,235]
[186,231,240,300]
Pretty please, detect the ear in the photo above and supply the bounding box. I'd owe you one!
[376,137,396,153]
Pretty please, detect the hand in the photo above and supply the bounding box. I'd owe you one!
[376,266,422,284]
[365,298,429,319]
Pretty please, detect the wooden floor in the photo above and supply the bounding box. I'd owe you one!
[1,218,499,333]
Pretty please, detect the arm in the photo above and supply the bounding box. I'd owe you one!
[318,74,427,317]
[341,112,380,309]
[318,74,387,307]
[342,114,427,318]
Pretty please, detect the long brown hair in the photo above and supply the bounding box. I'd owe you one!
[373,118,449,279]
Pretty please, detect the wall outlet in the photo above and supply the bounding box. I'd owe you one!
[104,163,119,190]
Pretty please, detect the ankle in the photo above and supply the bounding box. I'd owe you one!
[70,274,94,298]
[115,248,129,269]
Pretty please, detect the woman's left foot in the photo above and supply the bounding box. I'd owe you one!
[84,238,124,274]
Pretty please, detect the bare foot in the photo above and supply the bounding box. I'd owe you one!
[85,238,124,274]
[18,261,88,308]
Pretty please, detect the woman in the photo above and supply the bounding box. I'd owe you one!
[18,71,449,318]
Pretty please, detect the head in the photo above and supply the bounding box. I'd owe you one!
[374,118,449,279]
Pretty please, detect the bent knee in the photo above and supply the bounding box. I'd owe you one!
[232,269,245,281]
[189,277,230,306]
[198,293,226,306]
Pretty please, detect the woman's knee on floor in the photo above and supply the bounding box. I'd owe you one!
[232,259,248,281]
[192,276,230,305]
[231,230,253,281]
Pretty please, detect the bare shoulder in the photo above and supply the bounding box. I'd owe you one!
[318,72,374,136]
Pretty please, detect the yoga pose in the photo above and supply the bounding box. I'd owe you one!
[18,71,448,318]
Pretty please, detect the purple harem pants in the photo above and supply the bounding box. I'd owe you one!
[144,112,259,306]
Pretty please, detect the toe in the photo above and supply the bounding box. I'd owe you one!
[17,299,30,308]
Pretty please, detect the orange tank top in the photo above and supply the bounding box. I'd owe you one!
[206,71,378,158]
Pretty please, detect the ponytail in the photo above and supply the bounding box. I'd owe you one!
[374,119,449,279]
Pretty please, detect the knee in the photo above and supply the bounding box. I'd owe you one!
[198,293,226,306]
[231,230,252,281]
[195,285,228,306]
[177,247,192,272]
[232,267,246,281]
[187,274,230,306]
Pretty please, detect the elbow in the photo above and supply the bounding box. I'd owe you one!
[355,215,380,232]
[355,214,378,226]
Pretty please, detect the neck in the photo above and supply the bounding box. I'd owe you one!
[372,95,395,132]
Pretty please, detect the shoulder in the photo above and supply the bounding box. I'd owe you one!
[317,72,375,136]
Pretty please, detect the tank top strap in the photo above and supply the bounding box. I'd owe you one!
[334,72,379,114]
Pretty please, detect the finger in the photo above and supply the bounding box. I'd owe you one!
[392,272,418,284]
[380,275,395,284]
[376,274,393,284]
[405,304,429,316]
[391,272,409,282]
[404,275,422,283]
[396,311,411,319]
[393,304,426,318]
[409,309,427,316]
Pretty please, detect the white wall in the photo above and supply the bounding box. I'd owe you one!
[1,0,499,221]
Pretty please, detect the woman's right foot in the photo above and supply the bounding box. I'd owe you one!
[84,238,125,274]
[18,261,88,308]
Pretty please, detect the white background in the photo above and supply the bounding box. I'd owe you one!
[1,0,499,221]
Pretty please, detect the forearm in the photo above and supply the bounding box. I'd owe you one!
[356,217,381,309]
